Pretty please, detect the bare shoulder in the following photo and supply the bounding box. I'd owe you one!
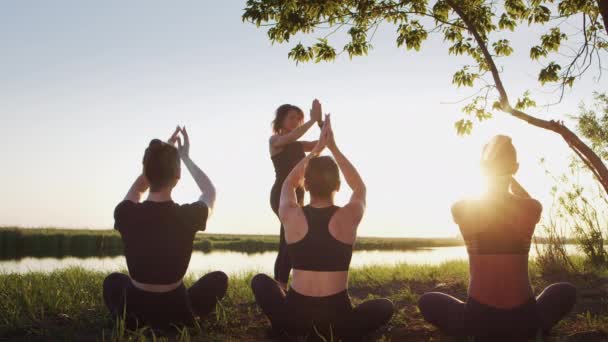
[339,201,365,223]
[281,206,308,243]
[451,198,473,216]
[519,197,543,219]
[330,205,358,243]
[269,135,283,154]
[269,135,279,145]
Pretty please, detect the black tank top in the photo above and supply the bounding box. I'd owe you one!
[271,142,306,184]
[287,205,353,272]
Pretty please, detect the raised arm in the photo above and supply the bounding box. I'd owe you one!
[278,124,328,221]
[123,125,183,203]
[177,127,217,215]
[301,140,319,152]
[326,116,366,209]
[123,174,149,203]
[270,99,323,149]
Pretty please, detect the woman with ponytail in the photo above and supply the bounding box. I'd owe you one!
[269,99,324,290]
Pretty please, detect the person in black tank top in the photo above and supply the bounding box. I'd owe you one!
[255,115,394,341]
[269,100,324,288]
[102,127,228,331]
[418,135,576,339]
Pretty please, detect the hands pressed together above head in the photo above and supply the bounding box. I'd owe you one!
[167,125,191,160]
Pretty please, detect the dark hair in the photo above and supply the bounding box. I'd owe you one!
[481,135,517,176]
[142,139,180,192]
[272,104,304,134]
[305,156,341,197]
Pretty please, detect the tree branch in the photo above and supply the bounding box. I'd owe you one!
[446,0,608,196]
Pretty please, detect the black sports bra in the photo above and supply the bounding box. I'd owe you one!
[287,205,353,272]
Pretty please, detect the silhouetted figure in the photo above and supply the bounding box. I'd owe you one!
[418,135,576,340]
[103,127,227,331]
[254,115,394,341]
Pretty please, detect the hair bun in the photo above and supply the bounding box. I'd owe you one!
[481,135,512,162]
[148,139,164,150]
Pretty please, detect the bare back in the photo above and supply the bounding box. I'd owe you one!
[452,194,542,308]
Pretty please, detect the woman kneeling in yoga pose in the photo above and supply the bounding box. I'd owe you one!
[103,126,228,331]
[418,135,576,340]
[252,115,394,341]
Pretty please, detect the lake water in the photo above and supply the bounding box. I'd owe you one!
[0,245,581,276]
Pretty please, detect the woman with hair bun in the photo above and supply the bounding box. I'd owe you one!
[254,115,394,341]
[418,135,576,339]
[103,126,228,331]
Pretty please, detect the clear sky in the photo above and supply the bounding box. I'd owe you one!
[0,1,604,237]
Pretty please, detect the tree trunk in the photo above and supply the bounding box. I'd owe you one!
[599,0,608,36]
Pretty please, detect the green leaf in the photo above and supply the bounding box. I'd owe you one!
[312,38,337,63]
[498,13,516,31]
[540,28,567,53]
[396,20,428,51]
[432,0,450,23]
[530,45,548,60]
[455,119,473,135]
[288,43,314,65]
[515,90,537,110]
[452,67,478,87]
[493,39,513,56]
[539,62,562,85]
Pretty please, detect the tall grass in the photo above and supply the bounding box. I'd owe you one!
[537,161,608,273]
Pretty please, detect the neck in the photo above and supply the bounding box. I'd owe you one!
[485,177,510,196]
[309,195,334,208]
[147,189,173,202]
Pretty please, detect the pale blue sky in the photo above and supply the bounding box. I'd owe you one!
[0,1,604,237]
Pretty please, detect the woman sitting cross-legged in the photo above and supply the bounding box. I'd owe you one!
[418,135,576,340]
[103,126,228,331]
[251,115,394,341]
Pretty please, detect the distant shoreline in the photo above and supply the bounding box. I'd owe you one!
[0,227,575,260]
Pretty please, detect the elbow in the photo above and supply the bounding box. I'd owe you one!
[201,189,217,212]
[353,183,366,195]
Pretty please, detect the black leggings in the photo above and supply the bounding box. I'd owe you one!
[103,271,228,330]
[251,273,394,341]
[270,184,304,283]
[418,282,576,339]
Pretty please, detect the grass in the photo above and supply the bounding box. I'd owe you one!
[0,259,606,341]
[0,227,465,259]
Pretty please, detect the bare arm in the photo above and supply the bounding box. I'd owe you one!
[279,153,314,220]
[321,115,366,237]
[325,117,366,208]
[124,174,149,203]
[278,124,328,221]
[301,140,319,152]
[178,127,217,215]
[270,99,324,149]
[182,156,216,211]
[270,119,317,149]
